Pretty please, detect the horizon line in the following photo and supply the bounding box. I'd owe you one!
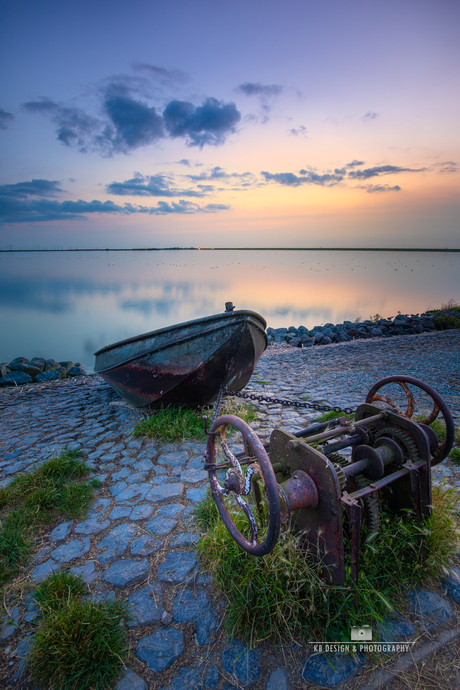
[1,247,460,253]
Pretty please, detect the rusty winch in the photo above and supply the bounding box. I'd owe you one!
[204,376,455,585]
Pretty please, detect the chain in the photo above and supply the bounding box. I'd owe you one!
[222,387,355,415]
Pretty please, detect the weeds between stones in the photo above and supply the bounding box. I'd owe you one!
[27,571,129,690]
[196,485,459,648]
[0,450,100,595]
[132,400,257,442]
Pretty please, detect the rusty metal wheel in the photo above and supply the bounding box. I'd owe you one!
[366,375,455,464]
[205,414,281,556]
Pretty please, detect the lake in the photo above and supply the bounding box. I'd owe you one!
[1,249,458,372]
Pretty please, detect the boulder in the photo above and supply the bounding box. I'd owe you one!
[35,370,61,383]
[59,361,73,372]
[67,366,86,377]
[44,359,61,371]
[30,357,46,371]
[0,372,33,386]
[17,362,43,379]
[7,356,28,370]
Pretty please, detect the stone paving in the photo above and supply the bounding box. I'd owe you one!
[0,329,459,689]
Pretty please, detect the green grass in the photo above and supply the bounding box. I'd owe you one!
[132,399,258,442]
[316,410,355,423]
[449,447,460,464]
[196,485,459,647]
[28,571,129,690]
[0,450,100,593]
[428,299,460,329]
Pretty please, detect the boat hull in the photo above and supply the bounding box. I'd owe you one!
[94,310,267,407]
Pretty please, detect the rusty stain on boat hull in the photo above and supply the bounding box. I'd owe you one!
[94,309,268,408]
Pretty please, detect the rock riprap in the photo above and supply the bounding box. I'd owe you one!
[1,329,460,689]
[268,308,460,348]
[0,356,86,386]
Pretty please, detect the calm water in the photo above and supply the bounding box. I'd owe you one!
[1,250,458,372]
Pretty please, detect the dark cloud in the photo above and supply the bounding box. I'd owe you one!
[0,179,63,199]
[346,159,365,168]
[362,111,379,121]
[23,98,101,152]
[262,170,344,187]
[364,184,401,193]
[236,83,283,98]
[178,159,191,166]
[163,97,241,147]
[24,81,241,154]
[131,62,188,84]
[0,178,228,223]
[106,173,206,198]
[23,98,58,114]
[102,92,165,153]
[348,165,424,179]
[0,109,14,129]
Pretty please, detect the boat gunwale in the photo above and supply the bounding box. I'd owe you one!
[94,310,267,373]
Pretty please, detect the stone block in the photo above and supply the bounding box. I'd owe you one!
[157,552,197,583]
[101,558,150,588]
[221,640,262,686]
[136,629,184,672]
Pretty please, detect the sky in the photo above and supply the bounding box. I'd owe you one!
[1,0,459,249]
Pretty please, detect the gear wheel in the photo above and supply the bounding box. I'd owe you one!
[355,474,381,543]
[327,452,349,493]
[333,464,348,493]
[374,426,418,466]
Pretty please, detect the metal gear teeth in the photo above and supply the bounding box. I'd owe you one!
[355,474,381,543]
[374,426,419,463]
[333,464,348,493]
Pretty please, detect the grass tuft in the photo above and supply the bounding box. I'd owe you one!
[423,483,460,577]
[196,485,459,647]
[132,399,257,442]
[29,572,129,690]
[0,450,100,593]
[34,570,88,613]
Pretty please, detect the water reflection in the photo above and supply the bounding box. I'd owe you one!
[0,249,458,370]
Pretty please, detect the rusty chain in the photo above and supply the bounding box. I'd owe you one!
[222,387,356,415]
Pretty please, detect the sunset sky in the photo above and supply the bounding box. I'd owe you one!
[1,0,459,249]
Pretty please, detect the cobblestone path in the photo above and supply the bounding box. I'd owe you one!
[0,329,459,689]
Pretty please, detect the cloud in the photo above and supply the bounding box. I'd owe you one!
[289,125,307,137]
[362,111,379,121]
[0,179,63,198]
[0,109,14,129]
[23,98,101,152]
[262,170,344,187]
[101,91,165,153]
[24,76,241,154]
[363,184,401,193]
[334,160,366,175]
[148,200,229,215]
[435,161,458,174]
[106,172,206,198]
[348,164,424,179]
[131,62,188,84]
[163,97,241,146]
[236,83,283,98]
[0,178,229,223]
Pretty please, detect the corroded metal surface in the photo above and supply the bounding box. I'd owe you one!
[205,414,281,556]
[94,308,267,407]
[209,375,454,587]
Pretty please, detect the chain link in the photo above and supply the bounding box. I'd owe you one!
[223,387,355,415]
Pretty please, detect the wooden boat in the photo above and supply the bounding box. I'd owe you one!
[94,303,267,408]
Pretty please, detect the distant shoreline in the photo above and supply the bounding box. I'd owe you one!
[1,247,460,253]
